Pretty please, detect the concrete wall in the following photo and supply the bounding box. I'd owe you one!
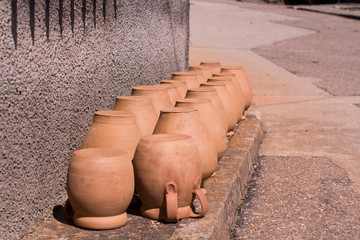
[0,0,189,238]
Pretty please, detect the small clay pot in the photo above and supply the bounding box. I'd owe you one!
[153,84,182,106]
[185,87,228,133]
[113,96,158,137]
[207,78,245,122]
[189,65,213,79]
[161,80,188,98]
[67,148,134,229]
[175,98,227,159]
[132,85,173,117]
[172,72,201,88]
[80,111,141,159]
[200,61,222,74]
[221,66,253,109]
[212,73,246,108]
[200,82,238,132]
[133,134,208,222]
[154,107,218,183]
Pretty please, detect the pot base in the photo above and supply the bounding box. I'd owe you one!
[73,212,127,230]
[141,205,194,221]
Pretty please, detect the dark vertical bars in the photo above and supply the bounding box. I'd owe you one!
[113,0,117,19]
[70,0,75,33]
[82,0,86,32]
[29,0,35,45]
[102,0,106,23]
[92,0,96,27]
[11,0,17,49]
[45,0,50,42]
[59,0,63,37]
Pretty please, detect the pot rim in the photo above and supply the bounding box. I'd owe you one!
[160,107,196,113]
[95,110,134,117]
[73,148,130,159]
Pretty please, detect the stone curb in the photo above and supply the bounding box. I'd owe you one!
[170,110,264,240]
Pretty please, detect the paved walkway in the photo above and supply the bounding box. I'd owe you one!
[190,0,360,239]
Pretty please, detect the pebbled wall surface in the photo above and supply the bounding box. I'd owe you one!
[0,0,189,238]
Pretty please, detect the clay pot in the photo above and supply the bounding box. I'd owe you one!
[133,134,208,222]
[113,96,158,137]
[185,70,207,83]
[172,72,201,88]
[207,78,245,122]
[153,107,218,183]
[161,80,188,98]
[212,73,246,107]
[66,148,134,229]
[153,84,181,106]
[200,83,238,131]
[80,111,141,159]
[221,66,253,109]
[185,87,228,133]
[200,61,222,74]
[132,85,173,117]
[175,98,227,159]
[189,65,213,79]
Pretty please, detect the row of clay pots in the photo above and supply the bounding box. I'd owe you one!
[65,61,253,230]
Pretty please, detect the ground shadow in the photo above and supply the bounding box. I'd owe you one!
[52,205,75,226]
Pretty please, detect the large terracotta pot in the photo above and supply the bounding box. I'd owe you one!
[153,84,181,106]
[212,73,246,107]
[161,80,188,98]
[172,72,201,88]
[200,61,222,74]
[207,78,245,121]
[221,66,253,109]
[186,70,207,83]
[132,85,173,117]
[80,111,141,159]
[185,87,228,133]
[66,148,134,229]
[189,65,213,79]
[153,107,218,183]
[175,98,227,159]
[113,96,158,137]
[133,134,208,222]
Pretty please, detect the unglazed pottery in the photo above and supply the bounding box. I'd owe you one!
[132,85,173,117]
[172,72,201,88]
[189,65,213,79]
[67,148,134,229]
[200,61,222,74]
[185,87,228,133]
[154,107,218,183]
[113,96,158,137]
[207,78,245,121]
[133,134,208,222]
[201,83,238,131]
[186,70,207,83]
[221,66,253,109]
[153,84,181,106]
[212,73,246,108]
[161,80,188,98]
[175,98,227,159]
[80,111,141,159]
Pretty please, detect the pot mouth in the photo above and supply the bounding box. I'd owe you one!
[141,134,191,142]
[188,87,216,92]
[208,77,233,82]
[176,98,210,104]
[132,85,165,91]
[200,61,221,65]
[74,148,130,159]
[189,65,212,70]
[95,110,134,117]
[116,96,152,102]
[154,84,177,90]
[161,106,196,113]
[201,82,226,87]
[161,80,187,85]
[213,73,236,77]
[172,72,197,76]
[222,66,243,70]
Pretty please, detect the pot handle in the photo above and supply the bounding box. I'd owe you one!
[165,181,179,222]
[189,177,208,218]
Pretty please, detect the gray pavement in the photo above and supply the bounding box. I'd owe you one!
[190,0,360,238]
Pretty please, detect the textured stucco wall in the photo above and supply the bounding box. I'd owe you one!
[0,0,189,238]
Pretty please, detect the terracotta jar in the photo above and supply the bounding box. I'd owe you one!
[175,98,227,159]
[221,66,253,109]
[185,87,228,133]
[132,85,173,117]
[66,148,134,229]
[207,78,245,122]
[189,65,213,79]
[200,61,222,74]
[133,134,208,222]
[113,96,158,137]
[186,70,207,83]
[172,72,201,88]
[153,84,181,106]
[161,80,188,98]
[212,73,246,107]
[80,111,141,159]
[153,107,218,183]
[200,83,238,131]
